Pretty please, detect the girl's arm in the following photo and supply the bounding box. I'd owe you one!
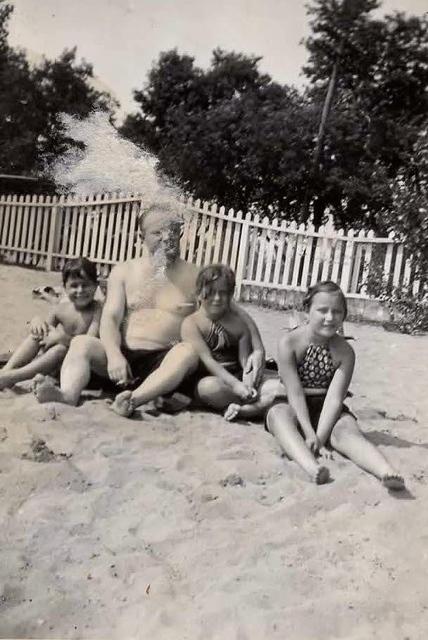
[231,302,265,387]
[238,329,252,371]
[316,342,355,447]
[278,335,318,445]
[181,316,253,400]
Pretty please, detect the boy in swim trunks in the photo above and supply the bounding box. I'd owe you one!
[0,257,101,390]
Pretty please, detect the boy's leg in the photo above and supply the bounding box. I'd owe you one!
[2,335,40,371]
[0,344,67,390]
[330,414,404,489]
[112,343,198,417]
[266,402,330,484]
[34,336,108,405]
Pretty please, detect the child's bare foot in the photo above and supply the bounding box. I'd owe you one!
[111,390,135,418]
[314,465,330,485]
[224,403,241,422]
[382,474,405,491]
[33,375,65,404]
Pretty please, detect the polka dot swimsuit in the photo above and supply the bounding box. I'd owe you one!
[297,343,338,389]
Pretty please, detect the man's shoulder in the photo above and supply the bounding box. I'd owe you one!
[178,259,199,277]
[109,258,140,280]
[175,259,199,288]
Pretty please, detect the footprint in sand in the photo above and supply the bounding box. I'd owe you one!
[21,438,71,463]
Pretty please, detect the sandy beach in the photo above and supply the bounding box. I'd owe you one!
[1,264,427,640]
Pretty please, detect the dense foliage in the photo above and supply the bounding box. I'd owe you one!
[0,2,115,192]
[121,1,428,231]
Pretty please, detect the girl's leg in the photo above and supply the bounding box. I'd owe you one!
[266,403,330,485]
[112,343,199,417]
[224,377,284,421]
[196,376,239,411]
[330,414,405,489]
[0,344,67,390]
[2,335,40,372]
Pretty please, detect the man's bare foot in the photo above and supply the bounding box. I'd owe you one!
[155,392,192,414]
[111,390,135,418]
[314,465,330,485]
[224,403,241,422]
[32,375,66,404]
[382,474,405,491]
[31,373,57,393]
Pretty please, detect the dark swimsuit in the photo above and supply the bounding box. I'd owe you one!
[266,342,353,436]
[205,320,241,371]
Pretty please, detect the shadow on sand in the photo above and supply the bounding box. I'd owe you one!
[365,430,428,450]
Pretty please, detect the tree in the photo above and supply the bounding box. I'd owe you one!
[0,2,116,189]
[303,0,428,229]
[121,49,316,217]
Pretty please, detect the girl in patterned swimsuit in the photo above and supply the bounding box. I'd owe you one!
[181,265,258,406]
[262,281,405,488]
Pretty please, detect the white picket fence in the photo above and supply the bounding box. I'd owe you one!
[0,193,422,300]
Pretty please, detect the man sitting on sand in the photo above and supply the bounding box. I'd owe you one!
[33,201,265,417]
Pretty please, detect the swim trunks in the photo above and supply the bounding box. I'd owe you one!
[88,346,171,392]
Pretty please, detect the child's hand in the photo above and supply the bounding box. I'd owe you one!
[305,433,320,455]
[29,316,50,340]
[232,381,257,402]
[243,350,265,388]
[318,447,334,461]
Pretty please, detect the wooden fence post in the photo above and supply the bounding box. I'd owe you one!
[45,197,58,271]
[234,212,251,301]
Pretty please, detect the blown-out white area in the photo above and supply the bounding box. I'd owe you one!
[50,111,179,207]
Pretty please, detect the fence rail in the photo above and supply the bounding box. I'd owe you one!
[0,192,422,299]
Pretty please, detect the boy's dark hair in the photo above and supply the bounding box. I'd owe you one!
[303,280,347,319]
[196,264,236,299]
[62,257,98,286]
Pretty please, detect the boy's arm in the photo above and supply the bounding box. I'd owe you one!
[316,343,355,447]
[99,265,132,384]
[278,335,317,445]
[231,302,265,386]
[29,308,59,339]
[86,301,103,338]
[181,316,253,399]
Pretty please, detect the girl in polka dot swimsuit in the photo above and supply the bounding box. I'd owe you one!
[226,281,405,489]
[265,281,405,488]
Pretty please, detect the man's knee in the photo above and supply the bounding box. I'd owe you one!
[171,342,199,369]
